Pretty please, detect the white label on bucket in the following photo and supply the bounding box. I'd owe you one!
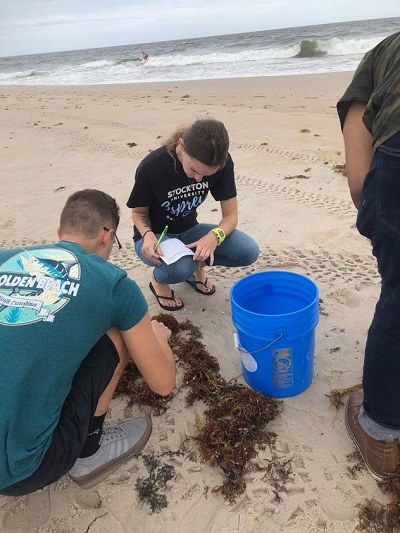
[234,333,258,372]
[240,349,258,373]
[234,332,239,350]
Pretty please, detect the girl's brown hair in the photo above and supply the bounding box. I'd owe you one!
[164,118,229,167]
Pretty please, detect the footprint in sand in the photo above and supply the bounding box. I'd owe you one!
[328,287,361,308]
[0,217,15,231]
[75,489,102,509]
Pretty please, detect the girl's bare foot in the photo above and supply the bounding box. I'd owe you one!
[149,276,184,310]
[186,265,215,295]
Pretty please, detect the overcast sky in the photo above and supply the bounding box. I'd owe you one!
[0,0,398,57]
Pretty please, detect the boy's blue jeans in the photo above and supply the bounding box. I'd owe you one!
[134,223,259,284]
[357,132,400,429]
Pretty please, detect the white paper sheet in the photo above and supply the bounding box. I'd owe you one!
[159,238,195,265]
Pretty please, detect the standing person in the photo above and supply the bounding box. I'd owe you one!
[0,189,176,496]
[140,50,149,63]
[337,31,400,480]
[127,118,259,311]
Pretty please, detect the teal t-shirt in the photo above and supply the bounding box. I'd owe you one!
[0,241,148,489]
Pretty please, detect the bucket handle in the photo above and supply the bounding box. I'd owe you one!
[234,331,284,354]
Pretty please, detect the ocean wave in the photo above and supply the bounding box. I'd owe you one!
[68,59,112,72]
[293,36,385,58]
[325,36,385,56]
[0,69,49,81]
[112,58,140,65]
[142,47,298,67]
[295,40,326,58]
[109,36,384,68]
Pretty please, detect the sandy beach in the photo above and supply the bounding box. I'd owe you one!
[0,72,389,532]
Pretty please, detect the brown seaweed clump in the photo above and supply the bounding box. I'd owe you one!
[116,361,173,415]
[157,315,282,501]
[135,453,176,513]
[196,386,280,502]
[357,496,400,533]
[117,313,282,503]
[326,384,362,409]
[115,314,183,415]
[263,457,293,502]
[354,475,400,532]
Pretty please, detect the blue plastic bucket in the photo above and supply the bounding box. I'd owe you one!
[230,270,319,398]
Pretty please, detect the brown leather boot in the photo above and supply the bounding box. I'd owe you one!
[345,390,399,481]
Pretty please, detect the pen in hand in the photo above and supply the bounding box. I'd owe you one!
[154,225,168,251]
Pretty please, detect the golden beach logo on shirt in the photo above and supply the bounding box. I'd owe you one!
[0,248,81,326]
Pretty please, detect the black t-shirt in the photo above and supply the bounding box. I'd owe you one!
[127,146,237,241]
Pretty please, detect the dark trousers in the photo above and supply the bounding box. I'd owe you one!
[357,131,400,428]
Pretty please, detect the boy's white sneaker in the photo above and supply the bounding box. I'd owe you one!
[69,418,152,488]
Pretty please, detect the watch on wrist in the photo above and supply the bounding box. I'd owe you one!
[209,227,226,246]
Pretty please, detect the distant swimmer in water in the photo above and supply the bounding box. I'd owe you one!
[140,50,149,64]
